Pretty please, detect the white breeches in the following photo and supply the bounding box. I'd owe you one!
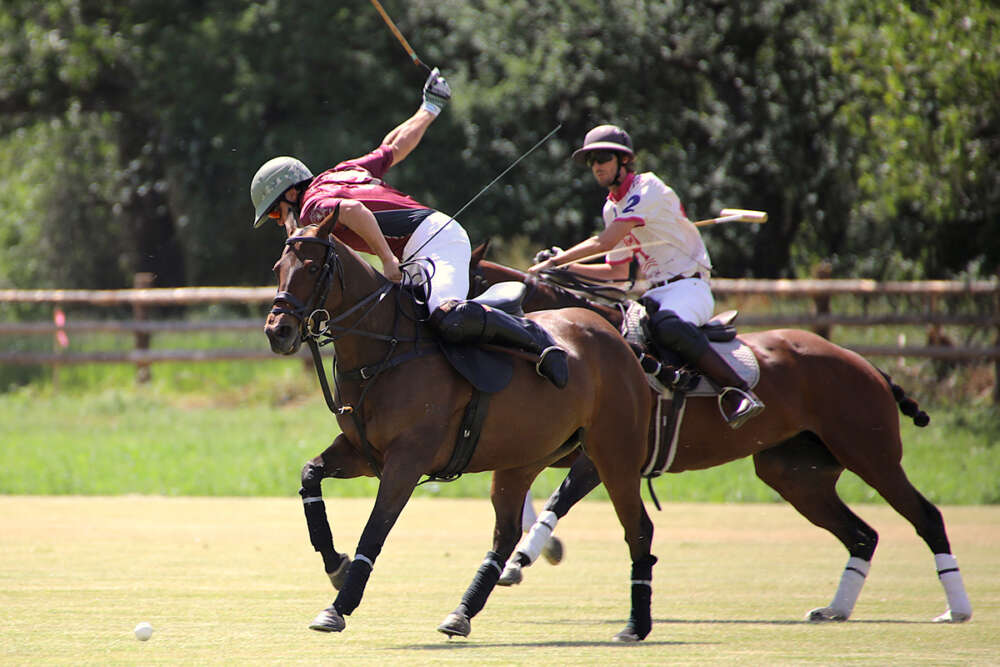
[643,277,714,325]
[402,211,471,313]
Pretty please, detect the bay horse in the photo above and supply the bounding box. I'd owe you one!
[470,247,973,625]
[264,216,655,641]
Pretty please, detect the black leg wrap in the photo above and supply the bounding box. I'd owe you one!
[626,554,657,640]
[333,557,373,616]
[458,551,503,620]
[300,489,336,552]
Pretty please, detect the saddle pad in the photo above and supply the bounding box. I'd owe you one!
[438,342,513,394]
[647,338,760,397]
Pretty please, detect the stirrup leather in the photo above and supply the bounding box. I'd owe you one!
[717,386,765,429]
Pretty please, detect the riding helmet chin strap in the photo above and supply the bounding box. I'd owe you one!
[610,155,625,187]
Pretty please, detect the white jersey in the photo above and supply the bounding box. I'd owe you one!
[602,172,712,284]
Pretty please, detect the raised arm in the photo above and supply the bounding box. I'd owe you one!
[381,68,451,167]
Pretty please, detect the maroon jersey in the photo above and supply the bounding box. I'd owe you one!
[299,145,434,257]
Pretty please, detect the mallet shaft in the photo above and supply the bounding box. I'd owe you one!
[369,0,426,69]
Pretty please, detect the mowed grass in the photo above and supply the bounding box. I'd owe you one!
[0,497,997,665]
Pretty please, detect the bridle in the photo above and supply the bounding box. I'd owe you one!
[269,233,431,479]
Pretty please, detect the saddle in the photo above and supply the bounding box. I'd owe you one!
[435,281,527,394]
[621,300,760,395]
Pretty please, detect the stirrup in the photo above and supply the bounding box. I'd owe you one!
[717,386,765,429]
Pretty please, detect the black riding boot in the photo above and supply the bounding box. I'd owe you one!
[694,346,765,429]
[430,300,569,388]
[650,308,764,429]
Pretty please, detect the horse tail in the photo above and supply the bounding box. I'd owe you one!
[878,369,931,427]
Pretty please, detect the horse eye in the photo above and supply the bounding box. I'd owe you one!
[307,264,320,274]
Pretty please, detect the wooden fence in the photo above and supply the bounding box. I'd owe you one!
[1,278,998,400]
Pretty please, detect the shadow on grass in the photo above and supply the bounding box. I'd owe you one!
[397,639,705,650]
[652,617,932,625]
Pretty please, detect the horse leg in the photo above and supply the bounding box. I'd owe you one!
[520,490,565,565]
[600,467,656,642]
[308,450,424,633]
[438,468,537,638]
[300,434,373,591]
[498,453,601,585]
[823,432,972,623]
[753,433,879,621]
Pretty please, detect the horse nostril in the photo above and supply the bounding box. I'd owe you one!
[277,323,292,340]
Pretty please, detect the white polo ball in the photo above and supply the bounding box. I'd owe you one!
[134,622,154,641]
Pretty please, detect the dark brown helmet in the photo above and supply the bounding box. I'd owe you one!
[571,124,634,164]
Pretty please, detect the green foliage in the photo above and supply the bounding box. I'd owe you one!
[828,0,1000,278]
[0,0,997,287]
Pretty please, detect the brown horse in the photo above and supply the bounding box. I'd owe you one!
[471,249,973,625]
[264,217,654,641]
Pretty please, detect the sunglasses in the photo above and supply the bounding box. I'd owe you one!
[586,150,618,166]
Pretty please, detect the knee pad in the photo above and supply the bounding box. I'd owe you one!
[429,299,487,343]
[649,310,709,360]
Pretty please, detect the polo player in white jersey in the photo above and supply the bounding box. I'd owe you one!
[530,124,764,428]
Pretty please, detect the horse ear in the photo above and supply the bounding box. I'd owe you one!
[318,202,342,237]
[471,239,490,267]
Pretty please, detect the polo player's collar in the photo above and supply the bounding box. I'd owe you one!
[608,172,636,203]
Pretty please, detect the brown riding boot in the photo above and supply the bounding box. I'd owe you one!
[694,347,765,429]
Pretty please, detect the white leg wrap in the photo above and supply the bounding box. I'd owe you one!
[828,556,871,617]
[934,553,972,620]
[514,510,558,566]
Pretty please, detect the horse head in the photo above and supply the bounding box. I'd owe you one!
[265,214,345,355]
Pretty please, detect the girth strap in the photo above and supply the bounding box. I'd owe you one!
[423,390,492,483]
[643,390,689,511]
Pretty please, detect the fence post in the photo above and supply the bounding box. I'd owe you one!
[995,287,1000,405]
[811,261,832,339]
[133,272,154,383]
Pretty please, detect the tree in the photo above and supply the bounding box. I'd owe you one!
[829,0,1000,278]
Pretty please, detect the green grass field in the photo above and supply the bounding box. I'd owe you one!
[1,497,996,665]
[2,356,999,503]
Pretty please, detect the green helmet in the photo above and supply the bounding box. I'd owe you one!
[250,156,313,228]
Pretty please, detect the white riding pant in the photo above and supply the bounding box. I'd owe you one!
[402,211,471,313]
[642,277,714,326]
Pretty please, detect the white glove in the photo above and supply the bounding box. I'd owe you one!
[533,246,563,264]
[421,67,451,116]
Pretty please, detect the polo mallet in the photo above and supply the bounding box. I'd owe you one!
[369,0,432,72]
[548,208,767,269]
[693,208,768,227]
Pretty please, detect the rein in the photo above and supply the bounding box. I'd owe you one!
[538,267,632,304]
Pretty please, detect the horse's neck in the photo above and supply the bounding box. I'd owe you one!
[326,239,413,361]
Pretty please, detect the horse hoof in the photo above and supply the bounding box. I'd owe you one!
[327,553,351,590]
[612,629,641,642]
[933,609,972,623]
[542,535,564,565]
[309,606,346,632]
[806,606,849,622]
[437,611,471,638]
[497,563,523,586]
